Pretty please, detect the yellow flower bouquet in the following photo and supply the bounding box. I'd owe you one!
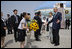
[27,19,39,32]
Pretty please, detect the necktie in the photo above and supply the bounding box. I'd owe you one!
[53,14,56,18]
[15,15,18,23]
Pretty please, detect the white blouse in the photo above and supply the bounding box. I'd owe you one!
[18,18,26,29]
[48,16,53,27]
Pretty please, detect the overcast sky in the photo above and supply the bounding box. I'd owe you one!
[1,1,47,19]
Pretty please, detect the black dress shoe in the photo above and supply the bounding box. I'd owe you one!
[54,44,60,46]
[11,33,13,34]
[36,39,41,41]
[51,42,55,44]
[39,34,41,36]
[15,40,17,42]
[8,33,10,34]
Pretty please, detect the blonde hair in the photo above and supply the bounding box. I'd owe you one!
[53,7,58,10]
[49,12,53,15]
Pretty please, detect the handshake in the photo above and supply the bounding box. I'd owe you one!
[44,19,60,25]
[43,22,48,25]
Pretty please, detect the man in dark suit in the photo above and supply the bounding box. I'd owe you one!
[48,7,62,46]
[34,11,42,41]
[11,9,20,42]
[65,18,70,29]
[6,14,13,34]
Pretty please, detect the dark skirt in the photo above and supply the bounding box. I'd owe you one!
[17,29,26,42]
[1,29,6,37]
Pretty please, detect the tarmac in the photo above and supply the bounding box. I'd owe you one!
[4,26,71,48]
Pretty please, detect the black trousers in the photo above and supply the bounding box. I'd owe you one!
[34,29,39,40]
[46,24,49,31]
[7,27,12,34]
[13,23,18,41]
[65,24,70,29]
[38,27,41,35]
[8,29,12,34]
[52,28,60,44]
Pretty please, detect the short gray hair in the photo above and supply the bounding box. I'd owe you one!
[53,7,58,10]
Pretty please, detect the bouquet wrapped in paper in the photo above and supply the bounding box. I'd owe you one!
[27,19,39,32]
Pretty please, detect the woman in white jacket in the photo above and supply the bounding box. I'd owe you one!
[48,12,53,44]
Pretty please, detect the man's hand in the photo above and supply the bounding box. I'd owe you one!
[56,19,60,24]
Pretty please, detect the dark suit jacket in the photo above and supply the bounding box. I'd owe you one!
[6,17,12,28]
[11,15,20,27]
[48,12,62,29]
[1,19,6,37]
[34,16,42,29]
